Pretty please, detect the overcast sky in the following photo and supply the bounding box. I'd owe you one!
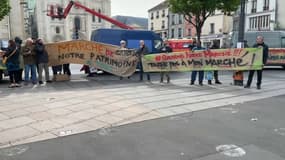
[111,0,165,18]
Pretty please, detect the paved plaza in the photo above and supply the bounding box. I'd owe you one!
[0,69,285,148]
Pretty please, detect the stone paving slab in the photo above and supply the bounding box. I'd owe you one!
[0,71,285,148]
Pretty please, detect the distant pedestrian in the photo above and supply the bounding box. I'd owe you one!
[244,36,268,90]
[160,42,172,83]
[34,39,52,84]
[190,40,205,86]
[22,38,37,85]
[136,40,150,81]
[4,40,21,88]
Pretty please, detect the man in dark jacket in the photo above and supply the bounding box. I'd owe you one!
[244,36,268,90]
[34,39,51,84]
[136,40,150,81]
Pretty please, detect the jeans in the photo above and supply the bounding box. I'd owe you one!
[138,61,150,81]
[24,64,37,83]
[246,70,263,86]
[191,71,204,83]
[38,63,50,82]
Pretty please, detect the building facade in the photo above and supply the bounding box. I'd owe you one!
[148,1,169,40]
[200,11,233,47]
[245,0,285,31]
[35,0,111,43]
[0,0,29,41]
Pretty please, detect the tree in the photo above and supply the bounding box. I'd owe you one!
[0,0,10,21]
[168,0,240,42]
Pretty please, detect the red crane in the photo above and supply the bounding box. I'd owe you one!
[47,1,134,30]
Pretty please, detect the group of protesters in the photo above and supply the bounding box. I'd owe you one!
[0,37,71,88]
[119,36,268,90]
[1,35,268,90]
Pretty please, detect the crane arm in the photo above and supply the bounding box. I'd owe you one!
[47,1,133,30]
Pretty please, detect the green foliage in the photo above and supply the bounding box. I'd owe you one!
[0,0,11,21]
[168,0,240,41]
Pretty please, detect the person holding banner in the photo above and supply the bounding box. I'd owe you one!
[190,41,205,86]
[119,40,131,80]
[137,40,150,81]
[209,40,222,84]
[244,36,268,90]
[160,42,172,83]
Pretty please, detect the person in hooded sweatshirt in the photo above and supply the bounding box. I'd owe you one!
[34,39,52,84]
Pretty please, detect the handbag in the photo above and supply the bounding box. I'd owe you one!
[2,48,17,65]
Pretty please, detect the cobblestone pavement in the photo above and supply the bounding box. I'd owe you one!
[0,70,284,148]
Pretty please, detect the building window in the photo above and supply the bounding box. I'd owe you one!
[188,28,192,37]
[151,22,154,30]
[162,20,165,29]
[92,9,96,22]
[55,26,60,34]
[151,12,154,19]
[156,11,159,19]
[98,9,102,23]
[263,0,269,11]
[178,15,183,24]
[252,0,257,13]
[172,14,175,25]
[171,28,174,38]
[178,28,182,38]
[249,15,270,30]
[74,16,81,30]
[162,10,165,17]
[210,23,215,34]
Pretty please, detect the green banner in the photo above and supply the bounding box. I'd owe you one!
[142,48,263,72]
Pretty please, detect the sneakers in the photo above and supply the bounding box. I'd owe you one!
[39,81,43,85]
[190,81,194,85]
[199,82,203,86]
[46,80,52,83]
[8,83,16,88]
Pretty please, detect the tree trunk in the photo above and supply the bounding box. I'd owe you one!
[196,26,202,42]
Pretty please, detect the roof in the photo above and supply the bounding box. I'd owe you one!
[148,1,168,12]
[112,16,148,30]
